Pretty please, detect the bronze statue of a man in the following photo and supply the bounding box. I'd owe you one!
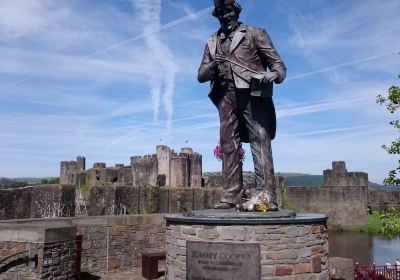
[198,0,286,210]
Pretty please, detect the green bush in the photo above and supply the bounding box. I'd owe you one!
[356,206,400,238]
[380,205,400,238]
[357,212,382,235]
[281,188,299,212]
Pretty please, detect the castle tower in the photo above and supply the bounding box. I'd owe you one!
[131,155,158,186]
[180,147,193,155]
[157,145,172,186]
[59,160,78,185]
[189,153,202,188]
[60,161,69,184]
[323,161,368,187]
[170,153,190,188]
[77,156,86,172]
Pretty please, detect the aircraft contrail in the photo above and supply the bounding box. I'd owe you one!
[287,50,399,81]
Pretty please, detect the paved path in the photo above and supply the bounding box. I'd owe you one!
[98,269,165,280]
[80,266,165,280]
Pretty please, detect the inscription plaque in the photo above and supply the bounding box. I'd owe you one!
[186,241,260,280]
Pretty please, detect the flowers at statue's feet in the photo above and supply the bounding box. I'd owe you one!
[241,191,278,212]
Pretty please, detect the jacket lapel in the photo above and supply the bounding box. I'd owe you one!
[230,26,246,54]
[207,34,217,59]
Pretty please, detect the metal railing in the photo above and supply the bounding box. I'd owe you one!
[0,250,35,274]
[355,264,400,280]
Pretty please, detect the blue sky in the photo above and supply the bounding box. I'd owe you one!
[0,0,399,183]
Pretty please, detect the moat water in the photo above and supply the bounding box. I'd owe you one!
[329,231,400,265]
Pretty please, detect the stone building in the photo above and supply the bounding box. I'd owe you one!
[60,145,202,188]
[60,156,85,185]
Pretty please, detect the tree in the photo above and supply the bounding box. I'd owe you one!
[48,177,60,184]
[10,181,27,188]
[377,75,400,185]
[41,178,49,184]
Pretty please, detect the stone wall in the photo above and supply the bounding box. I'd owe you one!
[0,215,167,276]
[0,185,75,220]
[88,185,223,216]
[0,215,167,277]
[369,189,400,211]
[166,223,329,280]
[203,173,283,190]
[283,161,370,229]
[73,215,166,274]
[285,186,368,229]
[0,222,76,280]
[0,241,35,279]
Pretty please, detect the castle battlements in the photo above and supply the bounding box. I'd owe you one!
[323,161,368,187]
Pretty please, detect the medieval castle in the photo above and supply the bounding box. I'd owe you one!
[60,145,202,188]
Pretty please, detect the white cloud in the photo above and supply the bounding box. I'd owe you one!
[287,0,400,75]
[0,0,56,38]
[0,47,159,82]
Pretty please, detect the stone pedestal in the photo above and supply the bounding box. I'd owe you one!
[165,209,329,280]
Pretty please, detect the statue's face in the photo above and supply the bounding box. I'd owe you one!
[215,4,238,33]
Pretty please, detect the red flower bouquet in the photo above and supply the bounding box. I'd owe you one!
[214,141,245,162]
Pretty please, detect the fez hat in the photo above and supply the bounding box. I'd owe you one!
[214,0,235,8]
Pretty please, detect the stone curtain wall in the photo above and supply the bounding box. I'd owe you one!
[72,215,166,274]
[166,223,329,280]
[369,189,400,211]
[89,186,223,216]
[285,186,368,229]
[283,161,370,230]
[87,180,284,216]
[0,185,75,220]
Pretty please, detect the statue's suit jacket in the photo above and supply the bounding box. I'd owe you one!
[198,23,286,141]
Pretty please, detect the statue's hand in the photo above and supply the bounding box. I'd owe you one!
[214,54,225,65]
[208,54,225,77]
[261,71,278,84]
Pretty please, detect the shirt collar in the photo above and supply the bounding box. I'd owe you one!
[218,23,241,40]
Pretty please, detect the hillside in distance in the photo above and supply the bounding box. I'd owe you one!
[204,172,394,189]
[0,177,58,188]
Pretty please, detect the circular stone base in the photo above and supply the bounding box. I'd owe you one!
[165,209,329,280]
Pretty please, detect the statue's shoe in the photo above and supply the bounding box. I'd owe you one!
[214,202,236,209]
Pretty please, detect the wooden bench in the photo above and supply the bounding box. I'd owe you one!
[142,252,166,279]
